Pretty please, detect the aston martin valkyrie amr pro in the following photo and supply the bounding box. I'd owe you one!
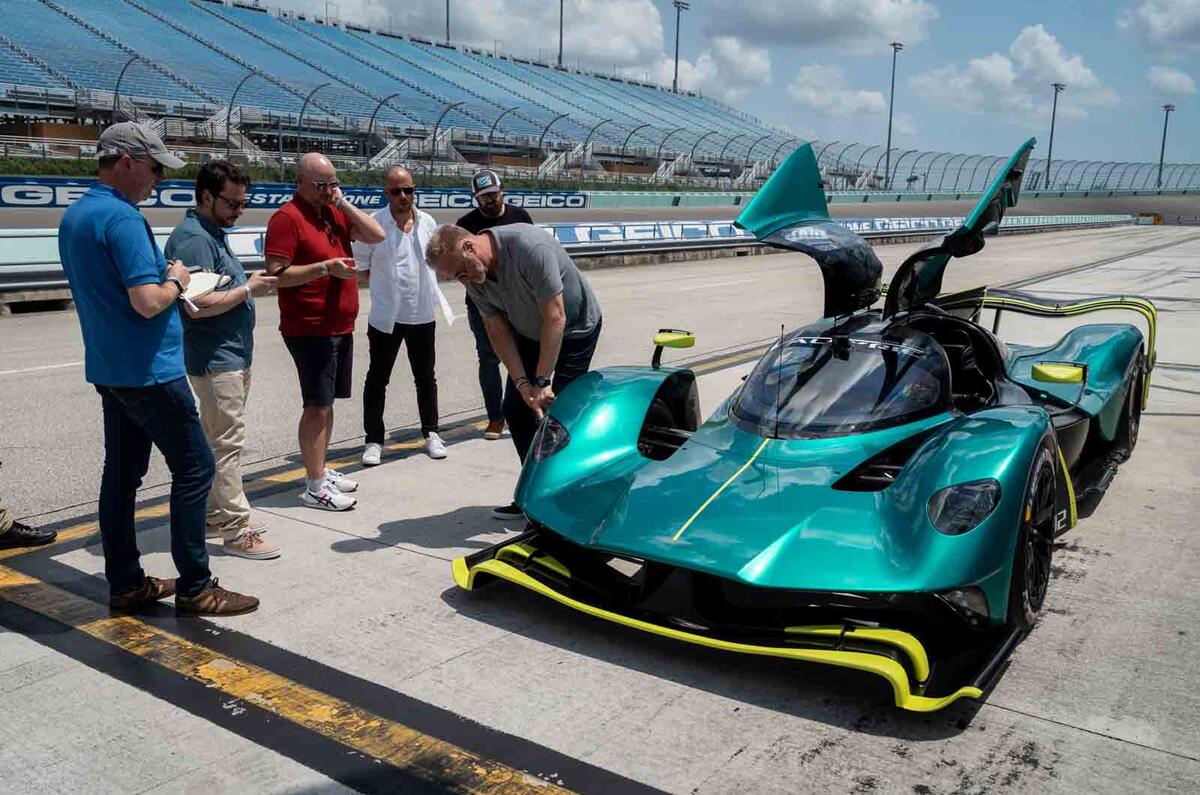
[452,138,1156,711]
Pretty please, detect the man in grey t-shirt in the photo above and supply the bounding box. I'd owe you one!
[427,223,602,519]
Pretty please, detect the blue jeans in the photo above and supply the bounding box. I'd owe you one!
[96,377,215,597]
[466,297,504,422]
[505,320,602,463]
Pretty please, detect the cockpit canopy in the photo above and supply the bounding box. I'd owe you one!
[731,326,950,439]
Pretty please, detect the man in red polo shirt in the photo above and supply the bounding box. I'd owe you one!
[265,153,385,511]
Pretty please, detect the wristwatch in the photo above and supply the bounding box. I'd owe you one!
[531,375,552,388]
[166,276,185,296]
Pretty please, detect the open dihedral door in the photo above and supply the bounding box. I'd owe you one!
[734,143,883,318]
[884,138,1036,317]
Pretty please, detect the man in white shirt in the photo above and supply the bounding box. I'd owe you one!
[353,166,454,464]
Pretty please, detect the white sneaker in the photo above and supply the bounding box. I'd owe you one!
[362,443,383,467]
[325,468,358,493]
[302,483,357,511]
[426,432,447,459]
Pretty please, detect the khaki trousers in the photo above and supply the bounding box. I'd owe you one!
[189,369,252,539]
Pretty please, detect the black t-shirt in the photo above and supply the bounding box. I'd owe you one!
[456,204,533,235]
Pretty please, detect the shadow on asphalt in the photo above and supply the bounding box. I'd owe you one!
[438,581,987,741]
[330,506,508,555]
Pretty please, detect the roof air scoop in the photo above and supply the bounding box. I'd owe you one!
[735,143,882,318]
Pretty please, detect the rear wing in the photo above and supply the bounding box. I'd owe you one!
[933,286,1157,407]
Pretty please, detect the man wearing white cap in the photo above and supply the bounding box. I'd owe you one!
[58,122,259,617]
[456,169,532,440]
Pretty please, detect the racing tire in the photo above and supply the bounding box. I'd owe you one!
[1115,352,1144,456]
[1008,442,1057,631]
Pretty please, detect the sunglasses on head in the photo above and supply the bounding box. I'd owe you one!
[387,186,416,197]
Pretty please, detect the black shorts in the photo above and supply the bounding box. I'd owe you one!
[283,333,354,408]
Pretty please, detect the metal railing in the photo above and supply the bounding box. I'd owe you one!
[0,214,1134,296]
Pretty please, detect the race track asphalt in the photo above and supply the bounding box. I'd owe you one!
[1,224,1199,793]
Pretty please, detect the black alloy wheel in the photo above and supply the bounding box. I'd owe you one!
[1116,352,1144,456]
[1009,444,1056,630]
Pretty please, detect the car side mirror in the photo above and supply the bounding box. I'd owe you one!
[1032,362,1086,384]
[652,329,695,369]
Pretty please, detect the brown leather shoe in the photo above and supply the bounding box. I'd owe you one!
[483,419,506,440]
[175,579,259,616]
[109,576,177,612]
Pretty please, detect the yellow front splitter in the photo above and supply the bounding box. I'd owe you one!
[452,555,982,713]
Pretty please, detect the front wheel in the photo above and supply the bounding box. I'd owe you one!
[1007,443,1056,631]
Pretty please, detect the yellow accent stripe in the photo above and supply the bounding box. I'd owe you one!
[0,564,571,794]
[1055,443,1078,528]
[455,558,981,713]
[784,625,931,683]
[672,437,771,541]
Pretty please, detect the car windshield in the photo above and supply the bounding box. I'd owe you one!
[731,328,950,438]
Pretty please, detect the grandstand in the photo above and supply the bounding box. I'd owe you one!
[0,0,1197,191]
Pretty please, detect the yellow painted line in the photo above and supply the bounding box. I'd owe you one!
[3,420,491,560]
[672,437,770,541]
[0,564,571,794]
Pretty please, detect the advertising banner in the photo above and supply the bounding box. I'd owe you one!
[0,177,588,211]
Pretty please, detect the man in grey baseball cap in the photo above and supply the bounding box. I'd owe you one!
[59,121,262,616]
[96,121,187,170]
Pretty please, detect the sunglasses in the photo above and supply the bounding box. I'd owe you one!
[387,186,416,197]
[215,194,248,211]
[311,178,340,191]
[135,157,164,176]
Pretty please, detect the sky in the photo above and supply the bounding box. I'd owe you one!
[274,0,1200,164]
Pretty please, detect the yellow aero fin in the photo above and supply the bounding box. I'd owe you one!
[460,558,982,712]
[497,542,571,579]
[785,625,931,684]
[1032,362,1086,384]
[1055,443,1078,529]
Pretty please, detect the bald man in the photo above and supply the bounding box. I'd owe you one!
[352,166,453,466]
[265,153,385,512]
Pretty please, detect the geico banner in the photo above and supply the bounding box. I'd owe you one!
[544,221,753,245]
[0,177,588,210]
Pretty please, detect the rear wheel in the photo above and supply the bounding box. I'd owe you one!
[1008,444,1056,631]
[1115,352,1144,455]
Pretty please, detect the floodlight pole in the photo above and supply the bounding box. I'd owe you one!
[296,81,332,157]
[884,41,903,190]
[226,71,261,158]
[672,1,690,94]
[486,106,519,167]
[557,0,564,67]
[429,100,465,174]
[1044,82,1065,189]
[112,55,138,118]
[1157,103,1175,189]
[445,0,450,44]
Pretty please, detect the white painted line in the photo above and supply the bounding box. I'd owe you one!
[0,361,83,377]
[680,278,757,292]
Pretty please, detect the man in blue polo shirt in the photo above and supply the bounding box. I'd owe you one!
[58,122,258,617]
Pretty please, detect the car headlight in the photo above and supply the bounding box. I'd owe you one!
[532,416,571,461]
[927,479,1001,535]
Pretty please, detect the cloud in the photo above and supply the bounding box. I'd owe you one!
[1119,0,1200,55]
[278,0,665,69]
[638,37,771,103]
[787,65,887,116]
[713,0,937,54]
[909,25,1117,123]
[1148,65,1197,95]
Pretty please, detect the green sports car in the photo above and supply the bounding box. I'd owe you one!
[452,138,1156,712]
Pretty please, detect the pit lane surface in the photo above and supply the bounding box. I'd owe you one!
[2,225,1199,792]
